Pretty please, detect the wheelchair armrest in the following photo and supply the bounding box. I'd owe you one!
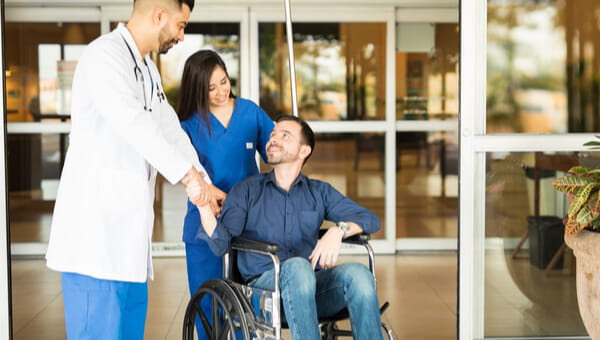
[318,229,371,245]
[343,233,370,245]
[231,237,280,255]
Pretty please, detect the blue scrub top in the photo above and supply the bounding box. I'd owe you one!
[180,97,274,244]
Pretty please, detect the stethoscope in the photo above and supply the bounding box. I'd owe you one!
[120,35,166,112]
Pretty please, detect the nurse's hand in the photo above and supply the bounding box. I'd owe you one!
[208,185,226,216]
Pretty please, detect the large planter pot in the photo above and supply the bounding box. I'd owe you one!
[565,229,600,339]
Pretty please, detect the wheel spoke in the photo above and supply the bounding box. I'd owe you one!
[212,294,221,335]
[183,279,251,340]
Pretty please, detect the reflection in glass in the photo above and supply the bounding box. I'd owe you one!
[396,131,458,238]
[396,23,459,120]
[5,22,100,244]
[487,0,600,133]
[259,23,386,121]
[6,22,99,121]
[484,151,593,337]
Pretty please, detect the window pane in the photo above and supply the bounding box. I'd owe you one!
[6,23,99,121]
[484,151,590,337]
[396,23,459,120]
[259,22,386,121]
[5,22,100,244]
[487,0,600,133]
[396,131,458,238]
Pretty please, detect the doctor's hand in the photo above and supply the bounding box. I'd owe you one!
[308,227,344,269]
[182,168,211,205]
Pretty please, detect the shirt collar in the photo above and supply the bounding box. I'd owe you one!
[265,170,307,189]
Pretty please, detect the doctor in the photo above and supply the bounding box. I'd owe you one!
[45,0,218,338]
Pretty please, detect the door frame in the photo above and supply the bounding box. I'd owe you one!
[1,1,12,338]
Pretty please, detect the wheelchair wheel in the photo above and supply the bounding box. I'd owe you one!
[183,279,251,340]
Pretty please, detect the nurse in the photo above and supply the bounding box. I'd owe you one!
[177,50,274,339]
[45,0,220,338]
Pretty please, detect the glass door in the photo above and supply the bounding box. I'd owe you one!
[394,10,459,251]
[252,6,397,252]
[460,0,597,338]
[253,6,460,253]
[5,7,101,256]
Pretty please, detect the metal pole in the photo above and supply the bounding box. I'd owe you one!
[283,0,299,117]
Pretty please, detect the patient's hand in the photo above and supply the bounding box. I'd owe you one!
[309,227,344,269]
[185,181,218,237]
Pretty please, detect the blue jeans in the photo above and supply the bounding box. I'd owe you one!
[248,257,384,340]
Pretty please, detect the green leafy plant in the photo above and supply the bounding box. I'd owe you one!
[584,135,600,149]
[552,136,600,235]
[552,166,600,235]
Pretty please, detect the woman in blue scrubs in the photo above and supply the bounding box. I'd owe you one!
[177,50,274,339]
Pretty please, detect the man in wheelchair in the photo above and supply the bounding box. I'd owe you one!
[188,115,385,340]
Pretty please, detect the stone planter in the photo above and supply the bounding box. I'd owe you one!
[565,229,600,339]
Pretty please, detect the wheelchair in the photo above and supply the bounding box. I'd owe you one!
[183,230,394,340]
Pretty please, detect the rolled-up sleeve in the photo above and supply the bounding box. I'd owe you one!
[321,182,381,234]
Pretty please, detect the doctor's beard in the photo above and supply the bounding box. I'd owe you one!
[158,30,178,54]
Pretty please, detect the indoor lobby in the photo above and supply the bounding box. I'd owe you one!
[1,0,600,339]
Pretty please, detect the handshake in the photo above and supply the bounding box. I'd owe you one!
[181,167,224,236]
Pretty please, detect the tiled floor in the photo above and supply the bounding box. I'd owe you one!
[11,254,458,339]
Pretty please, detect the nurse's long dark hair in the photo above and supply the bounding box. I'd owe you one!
[176,50,235,134]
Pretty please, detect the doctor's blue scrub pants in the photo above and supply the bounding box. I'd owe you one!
[185,242,222,340]
[61,272,148,339]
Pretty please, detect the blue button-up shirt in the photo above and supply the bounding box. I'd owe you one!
[196,171,381,282]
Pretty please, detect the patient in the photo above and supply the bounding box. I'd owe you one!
[189,115,385,340]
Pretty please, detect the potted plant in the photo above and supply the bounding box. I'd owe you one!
[551,135,600,338]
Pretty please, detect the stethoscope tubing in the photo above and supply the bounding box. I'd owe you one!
[121,34,157,112]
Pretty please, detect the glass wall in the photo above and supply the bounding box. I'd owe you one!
[396,23,459,121]
[487,0,600,133]
[258,22,386,121]
[476,0,600,337]
[395,23,459,239]
[484,151,590,337]
[257,21,388,238]
[5,22,100,243]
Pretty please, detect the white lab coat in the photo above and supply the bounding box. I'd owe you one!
[46,24,208,282]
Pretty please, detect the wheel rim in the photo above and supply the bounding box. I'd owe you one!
[183,279,250,340]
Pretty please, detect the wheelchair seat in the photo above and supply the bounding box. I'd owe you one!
[183,230,394,340]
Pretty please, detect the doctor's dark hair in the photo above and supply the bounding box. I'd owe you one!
[179,0,194,11]
[275,115,315,164]
[134,0,195,11]
[177,50,235,132]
